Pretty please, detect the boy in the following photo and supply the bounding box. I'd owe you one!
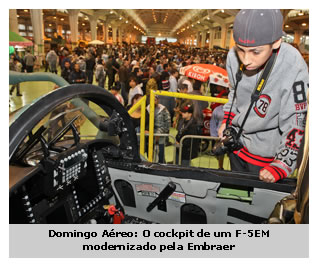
[218,9,308,183]
[110,82,124,105]
[175,102,200,166]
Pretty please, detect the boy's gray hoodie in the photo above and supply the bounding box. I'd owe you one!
[223,42,308,181]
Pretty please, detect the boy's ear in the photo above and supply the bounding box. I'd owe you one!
[272,38,282,50]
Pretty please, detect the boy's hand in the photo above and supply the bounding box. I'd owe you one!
[259,169,276,183]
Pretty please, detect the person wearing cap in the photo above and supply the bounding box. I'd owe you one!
[218,9,308,183]
[175,102,200,166]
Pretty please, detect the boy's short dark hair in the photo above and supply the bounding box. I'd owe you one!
[181,84,188,90]
[111,82,121,91]
[170,69,178,75]
[129,76,137,84]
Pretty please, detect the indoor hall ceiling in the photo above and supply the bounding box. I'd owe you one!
[120,9,237,37]
[80,9,237,37]
[16,9,309,38]
[133,9,187,36]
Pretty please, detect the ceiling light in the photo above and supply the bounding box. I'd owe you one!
[53,16,56,19]
[158,33,161,36]
[110,11,113,14]
[84,17,88,20]
[302,23,307,26]
[285,25,289,28]
[60,18,64,21]
[191,24,194,27]
[82,23,85,26]
[298,10,304,16]
[49,24,52,27]
[119,17,122,20]
[197,21,200,24]
[207,17,210,20]
[221,9,225,13]
[126,20,128,23]
[17,15,19,17]
[24,9,28,12]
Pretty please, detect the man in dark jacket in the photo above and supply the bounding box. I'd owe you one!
[106,56,115,89]
[61,61,72,83]
[24,51,35,73]
[69,63,86,84]
[85,54,96,84]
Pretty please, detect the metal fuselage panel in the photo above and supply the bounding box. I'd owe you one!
[108,168,289,224]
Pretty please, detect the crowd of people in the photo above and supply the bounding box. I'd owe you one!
[9,42,229,165]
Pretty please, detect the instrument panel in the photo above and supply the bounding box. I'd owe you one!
[10,141,112,224]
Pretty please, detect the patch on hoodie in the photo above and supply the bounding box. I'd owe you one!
[254,94,271,118]
[292,81,307,104]
[275,148,298,170]
[285,128,304,151]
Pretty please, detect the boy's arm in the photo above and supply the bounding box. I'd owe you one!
[260,67,309,182]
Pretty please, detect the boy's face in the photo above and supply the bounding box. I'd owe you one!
[181,112,192,120]
[181,88,188,94]
[129,80,136,88]
[235,40,280,71]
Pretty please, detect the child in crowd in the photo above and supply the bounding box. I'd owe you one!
[175,102,200,166]
[128,76,144,106]
[110,82,124,105]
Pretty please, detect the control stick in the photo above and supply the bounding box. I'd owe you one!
[146,182,176,212]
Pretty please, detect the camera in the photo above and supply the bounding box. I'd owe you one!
[211,127,243,156]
